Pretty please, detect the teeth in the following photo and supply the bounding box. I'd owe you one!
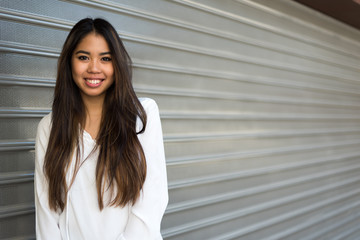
[86,79,101,84]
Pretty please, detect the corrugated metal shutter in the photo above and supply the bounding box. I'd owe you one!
[1,0,360,239]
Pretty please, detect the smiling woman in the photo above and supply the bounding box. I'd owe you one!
[34,18,168,240]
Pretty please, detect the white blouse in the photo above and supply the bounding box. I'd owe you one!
[35,98,168,240]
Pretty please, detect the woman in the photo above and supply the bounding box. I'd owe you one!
[35,18,168,240]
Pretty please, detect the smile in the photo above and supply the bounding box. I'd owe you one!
[85,78,104,87]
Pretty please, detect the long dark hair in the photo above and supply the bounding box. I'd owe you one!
[44,18,147,211]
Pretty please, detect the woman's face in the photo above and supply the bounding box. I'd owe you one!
[71,32,114,102]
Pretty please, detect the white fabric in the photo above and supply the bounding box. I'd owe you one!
[35,98,168,240]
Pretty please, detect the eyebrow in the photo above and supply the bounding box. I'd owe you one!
[74,50,111,56]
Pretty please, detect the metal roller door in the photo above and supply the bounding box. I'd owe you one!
[1,0,360,239]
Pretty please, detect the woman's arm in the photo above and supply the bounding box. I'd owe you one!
[120,99,169,240]
[34,114,62,240]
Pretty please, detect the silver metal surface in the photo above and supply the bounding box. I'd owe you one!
[0,0,360,239]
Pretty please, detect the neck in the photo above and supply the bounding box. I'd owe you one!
[81,94,105,139]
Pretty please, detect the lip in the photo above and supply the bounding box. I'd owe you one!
[84,78,104,88]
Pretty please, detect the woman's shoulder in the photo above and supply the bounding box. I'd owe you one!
[139,97,157,108]
[39,112,52,127]
[136,98,160,132]
[138,98,159,113]
[37,112,52,136]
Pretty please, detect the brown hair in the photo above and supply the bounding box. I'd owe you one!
[44,18,147,211]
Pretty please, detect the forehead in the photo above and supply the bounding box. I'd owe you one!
[75,32,110,52]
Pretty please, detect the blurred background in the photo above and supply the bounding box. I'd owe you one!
[1,0,360,239]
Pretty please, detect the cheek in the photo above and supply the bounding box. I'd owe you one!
[107,66,114,79]
[72,63,87,79]
[71,60,79,77]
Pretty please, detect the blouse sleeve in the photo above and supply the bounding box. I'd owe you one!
[120,99,169,240]
[34,114,62,240]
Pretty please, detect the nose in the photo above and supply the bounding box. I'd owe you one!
[87,59,100,73]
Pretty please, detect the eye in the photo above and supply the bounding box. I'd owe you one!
[102,57,112,62]
[78,55,89,60]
